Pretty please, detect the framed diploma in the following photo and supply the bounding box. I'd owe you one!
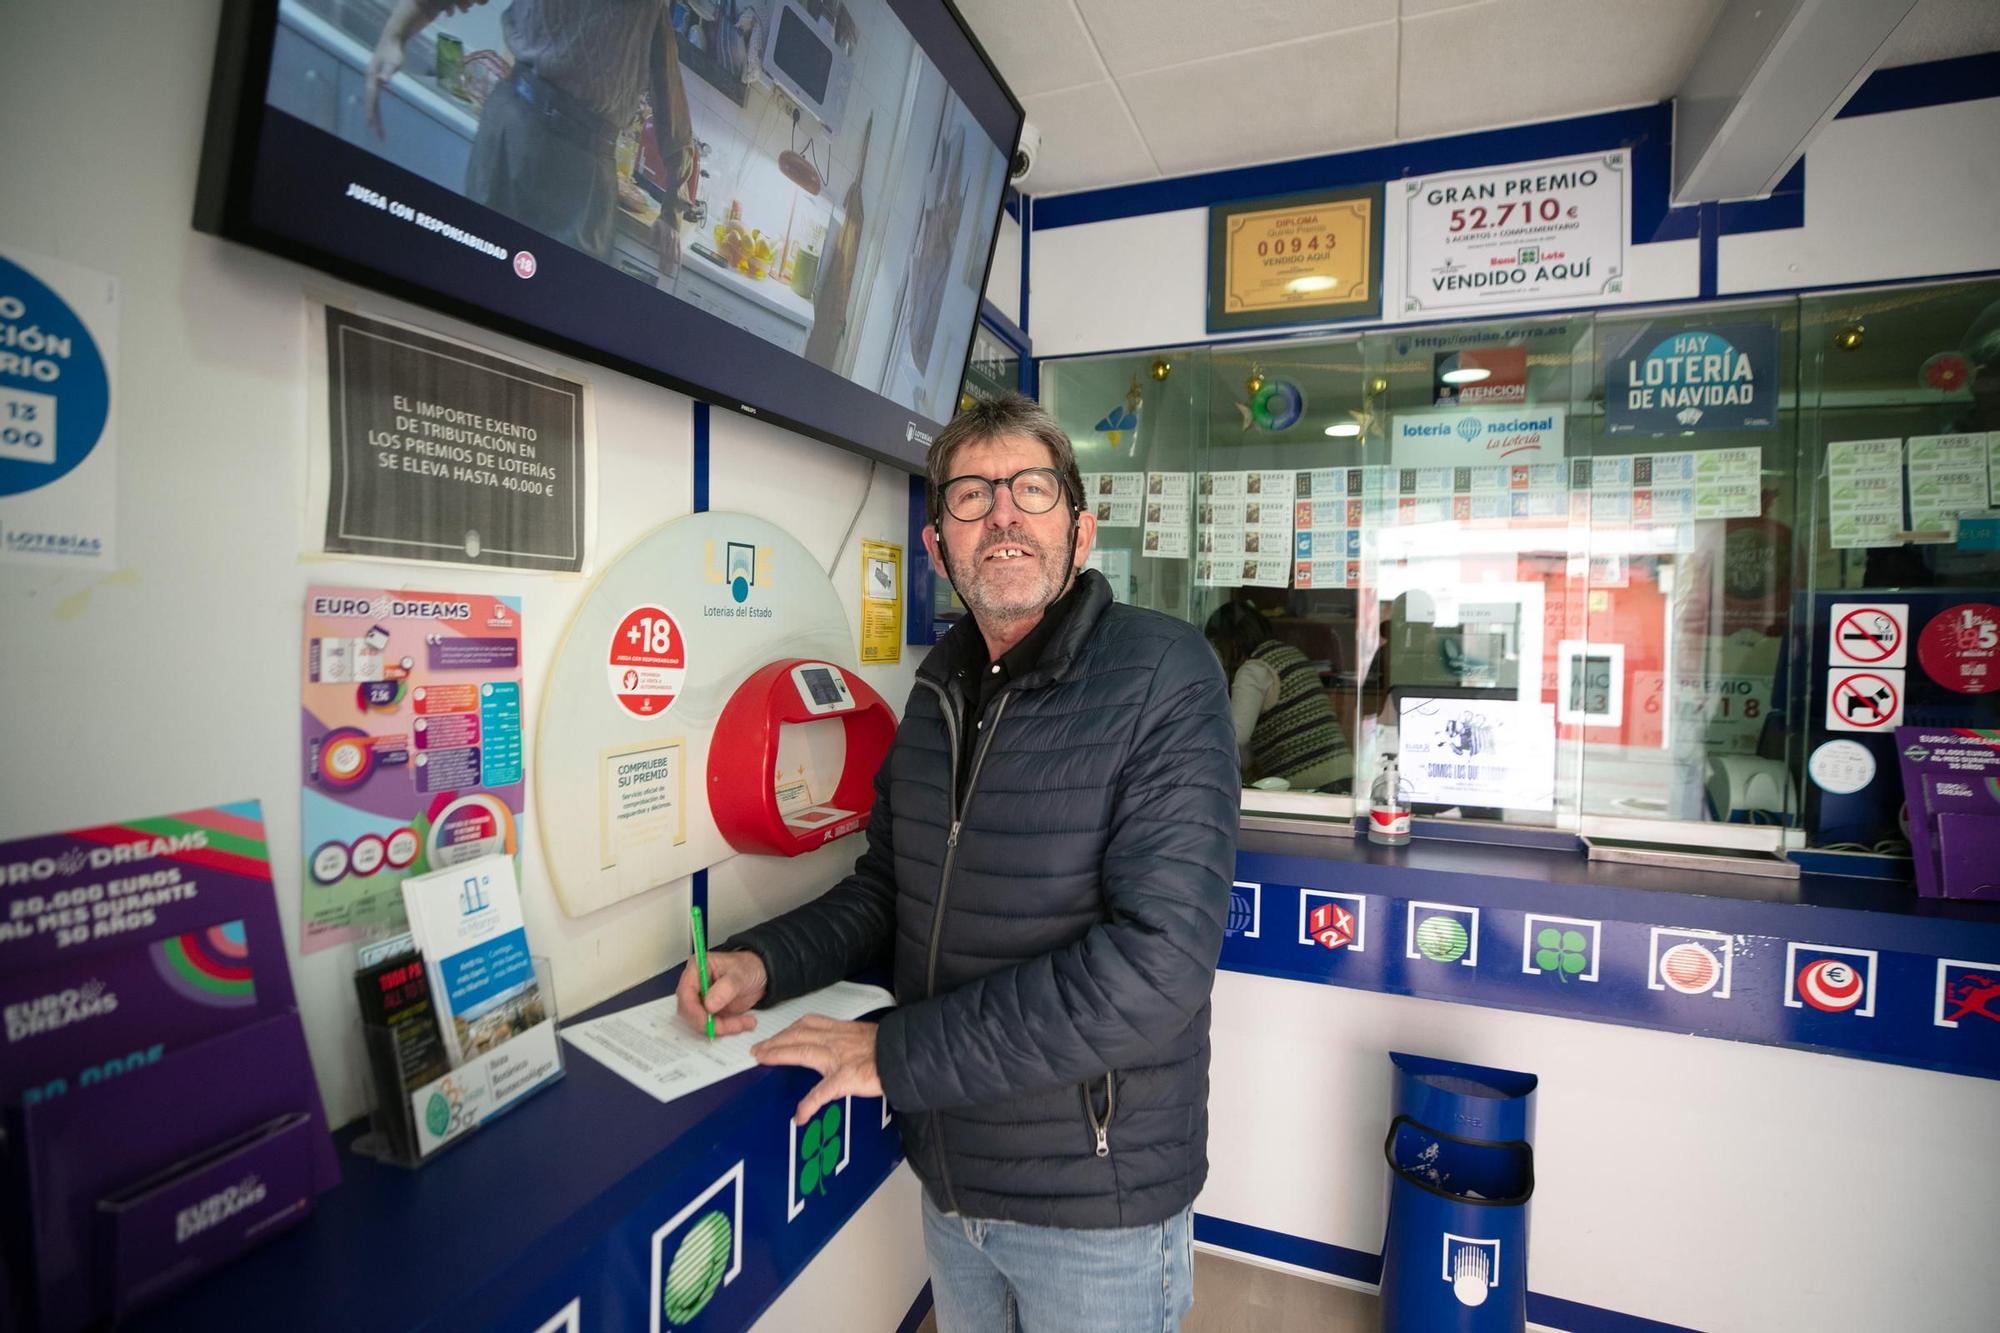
[1207,184,1383,332]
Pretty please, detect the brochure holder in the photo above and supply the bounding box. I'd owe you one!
[352,955,565,1169]
[17,1013,329,1333]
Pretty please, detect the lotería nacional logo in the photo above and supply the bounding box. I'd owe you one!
[1225,881,1262,939]
[1785,944,1877,1017]
[1407,902,1479,967]
[1298,891,1365,951]
[1648,927,1733,998]
[1935,959,2000,1028]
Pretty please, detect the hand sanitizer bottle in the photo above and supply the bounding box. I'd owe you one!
[1368,754,1411,846]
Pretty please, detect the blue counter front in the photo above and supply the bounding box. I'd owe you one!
[129,965,904,1333]
[1227,828,2000,1082]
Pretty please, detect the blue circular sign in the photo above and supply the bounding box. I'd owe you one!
[0,255,109,497]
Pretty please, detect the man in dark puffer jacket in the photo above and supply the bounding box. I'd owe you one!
[675,392,1238,1331]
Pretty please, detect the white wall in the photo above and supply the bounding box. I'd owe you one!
[1719,96,2000,294]
[0,1,925,1322]
[1201,970,2000,1332]
[984,208,1022,327]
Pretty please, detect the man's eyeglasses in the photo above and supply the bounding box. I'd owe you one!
[939,468,1070,522]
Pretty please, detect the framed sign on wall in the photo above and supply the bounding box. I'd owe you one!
[1207,184,1384,333]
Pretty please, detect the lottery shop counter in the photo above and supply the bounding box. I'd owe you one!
[126,964,904,1333]
[1223,826,2000,1083]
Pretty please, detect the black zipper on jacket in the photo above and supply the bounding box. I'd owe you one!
[1083,1071,1116,1158]
[914,678,1011,1215]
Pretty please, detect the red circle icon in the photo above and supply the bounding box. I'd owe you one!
[316,728,375,789]
[1660,942,1719,994]
[1833,607,1901,664]
[1798,958,1864,1013]
[349,834,387,877]
[1830,671,1900,729]
[608,605,686,719]
[513,250,537,279]
[1918,602,2000,695]
[384,827,420,869]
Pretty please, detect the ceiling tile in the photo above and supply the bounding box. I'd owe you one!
[1018,82,1160,195]
[1398,0,1724,142]
[1118,24,1401,179]
[1877,0,2000,66]
[1074,0,1396,78]
[954,0,1107,98]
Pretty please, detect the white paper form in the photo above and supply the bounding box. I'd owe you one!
[560,980,894,1103]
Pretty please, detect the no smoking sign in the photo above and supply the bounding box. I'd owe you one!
[1829,602,1906,667]
[1825,668,1903,732]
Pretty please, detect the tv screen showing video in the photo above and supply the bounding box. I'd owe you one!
[197,0,1019,469]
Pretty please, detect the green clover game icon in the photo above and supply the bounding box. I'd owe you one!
[1535,927,1589,982]
[425,1091,450,1138]
[797,1102,843,1197]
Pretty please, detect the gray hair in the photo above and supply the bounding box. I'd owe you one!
[924,391,1083,525]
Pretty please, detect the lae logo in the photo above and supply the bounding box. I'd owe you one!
[1785,944,1877,1017]
[703,539,774,604]
[1298,890,1364,952]
[1936,959,2000,1029]
[1648,928,1733,998]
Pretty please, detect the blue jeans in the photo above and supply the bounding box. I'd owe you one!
[921,1192,1195,1333]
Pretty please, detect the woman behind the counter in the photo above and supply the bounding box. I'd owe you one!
[1204,602,1351,793]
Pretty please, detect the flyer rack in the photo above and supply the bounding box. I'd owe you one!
[351,955,565,1169]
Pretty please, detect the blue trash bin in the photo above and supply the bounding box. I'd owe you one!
[1379,1054,1537,1333]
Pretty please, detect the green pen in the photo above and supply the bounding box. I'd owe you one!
[691,904,715,1042]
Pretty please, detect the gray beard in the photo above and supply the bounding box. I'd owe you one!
[940,527,1073,628]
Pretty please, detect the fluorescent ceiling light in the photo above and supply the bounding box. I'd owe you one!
[1439,367,1491,385]
[1324,422,1362,437]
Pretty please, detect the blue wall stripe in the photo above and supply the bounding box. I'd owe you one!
[1193,1214,1701,1333]
[690,398,710,922]
[893,1281,934,1333]
[1838,51,2000,120]
[1697,200,1720,298]
[692,399,710,514]
[1716,158,1806,235]
[978,298,1029,355]
[1018,194,1032,339]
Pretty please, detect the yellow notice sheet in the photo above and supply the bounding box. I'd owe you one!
[860,539,902,664]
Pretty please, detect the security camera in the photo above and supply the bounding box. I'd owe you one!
[1010,121,1041,184]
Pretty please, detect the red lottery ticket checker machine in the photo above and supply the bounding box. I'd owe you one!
[709,659,897,857]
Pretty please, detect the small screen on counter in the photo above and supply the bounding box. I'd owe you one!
[802,667,844,706]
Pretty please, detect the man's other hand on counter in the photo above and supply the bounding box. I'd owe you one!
[752,1016,883,1126]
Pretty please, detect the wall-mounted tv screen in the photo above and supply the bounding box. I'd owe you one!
[196,0,1020,470]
